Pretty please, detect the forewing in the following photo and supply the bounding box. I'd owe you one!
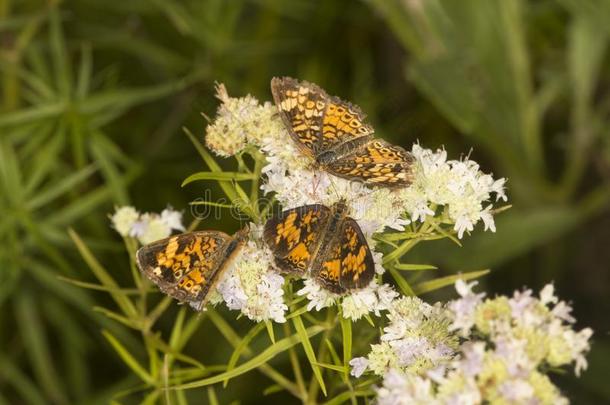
[136,231,231,305]
[263,204,330,274]
[319,96,374,152]
[271,77,327,156]
[326,139,414,187]
[314,218,375,293]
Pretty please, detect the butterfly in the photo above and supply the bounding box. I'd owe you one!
[263,201,375,294]
[271,76,414,188]
[136,228,248,311]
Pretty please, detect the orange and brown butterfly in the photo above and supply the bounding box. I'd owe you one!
[263,201,375,294]
[271,76,414,188]
[136,228,248,311]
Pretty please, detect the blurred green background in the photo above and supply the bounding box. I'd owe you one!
[1,0,609,403]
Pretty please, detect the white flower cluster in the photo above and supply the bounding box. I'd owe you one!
[349,296,458,377]
[357,281,593,404]
[205,84,286,157]
[211,225,288,323]
[110,206,185,245]
[448,280,592,376]
[297,279,398,321]
[204,85,508,318]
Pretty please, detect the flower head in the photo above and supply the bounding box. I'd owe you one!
[110,206,185,245]
[215,224,288,323]
[111,206,139,236]
[355,282,593,403]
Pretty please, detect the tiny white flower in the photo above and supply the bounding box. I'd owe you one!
[349,357,369,377]
[160,207,185,232]
[498,379,534,403]
[297,278,338,311]
[342,287,378,320]
[111,206,140,237]
[135,214,172,245]
[449,280,485,336]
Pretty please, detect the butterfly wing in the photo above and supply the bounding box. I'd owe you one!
[263,204,330,275]
[136,231,232,306]
[271,77,327,157]
[325,139,414,187]
[317,96,374,153]
[312,217,375,294]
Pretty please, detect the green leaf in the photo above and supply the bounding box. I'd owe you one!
[0,139,24,204]
[207,387,219,405]
[292,314,327,396]
[79,76,198,115]
[102,330,154,385]
[223,322,265,387]
[49,8,71,97]
[0,354,47,405]
[68,229,138,318]
[184,127,238,203]
[76,43,93,100]
[265,320,276,344]
[24,126,65,195]
[15,292,68,404]
[314,362,346,373]
[413,269,490,295]
[322,390,374,405]
[182,127,257,219]
[94,307,143,330]
[181,171,257,186]
[90,134,129,205]
[26,164,97,210]
[0,101,66,127]
[207,308,242,348]
[339,315,352,380]
[388,267,415,296]
[173,325,325,390]
[263,384,283,396]
[394,263,437,271]
[57,276,140,294]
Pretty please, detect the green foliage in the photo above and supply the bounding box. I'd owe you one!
[0,0,608,403]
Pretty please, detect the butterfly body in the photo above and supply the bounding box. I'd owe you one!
[136,228,248,311]
[271,77,414,187]
[264,201,375,294]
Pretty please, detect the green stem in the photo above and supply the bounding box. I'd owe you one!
[283,322,308,403]
[307,308,336,404]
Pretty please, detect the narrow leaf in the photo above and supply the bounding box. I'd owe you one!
[173,325,325,390]
[388,267,415,296]
[182,171,256,186]
[69,229,138,317]
[102,330,154,385]
[292,314,327,396]
[413,269,490,295]
[394,263,438,271]
[223,322,265,387]
[340,315,352,380]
